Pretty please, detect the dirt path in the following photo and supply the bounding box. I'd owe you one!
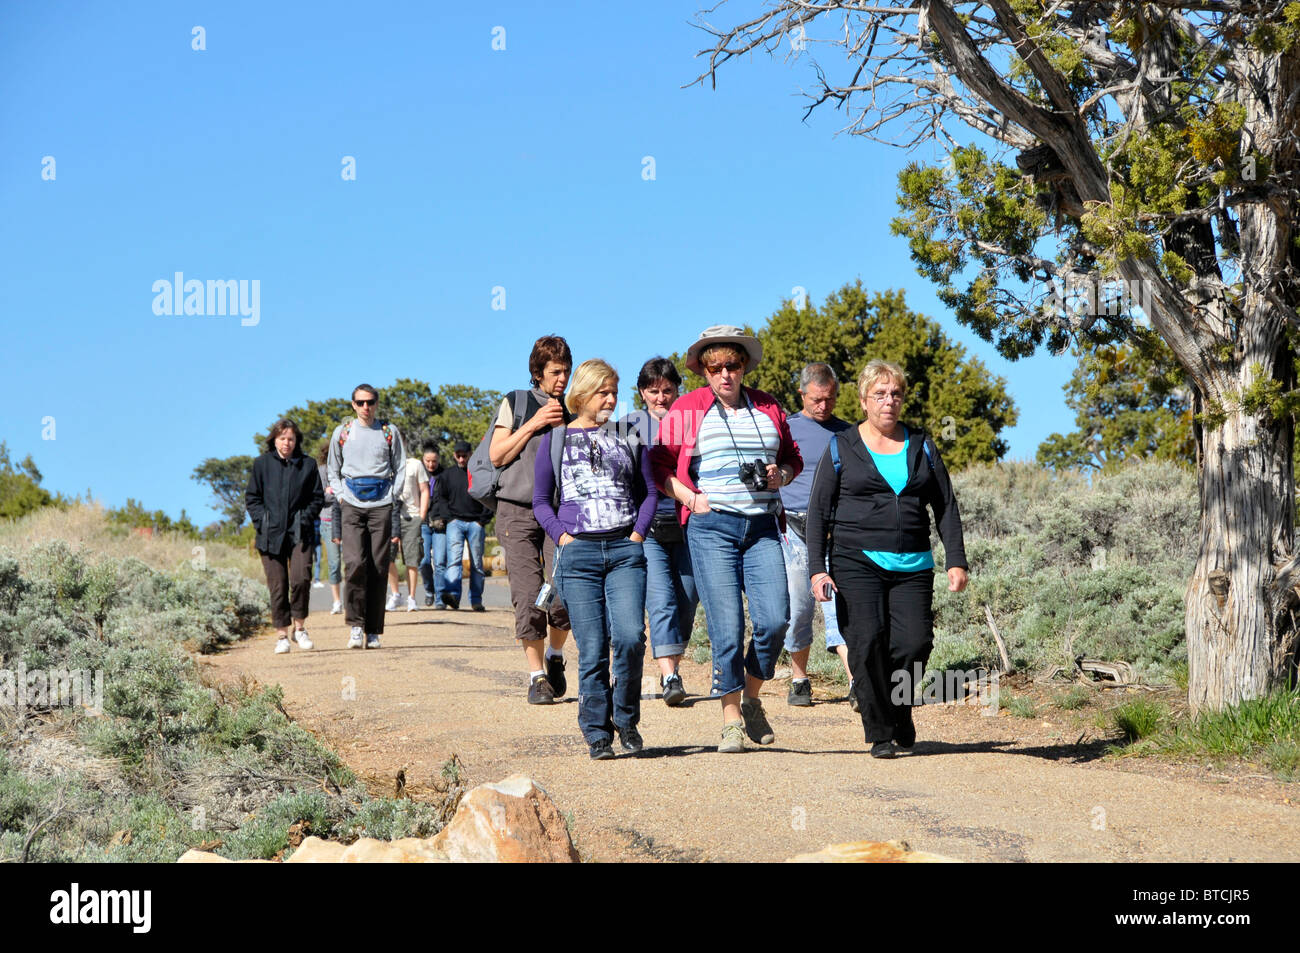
[202,582,1300,862]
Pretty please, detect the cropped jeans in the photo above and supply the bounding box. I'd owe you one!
[781,527,845,654]
[553,537,647,745]
[643,534,698,659]
[420,524,448,602]
[685,509,789,697]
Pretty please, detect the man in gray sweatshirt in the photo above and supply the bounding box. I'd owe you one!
[327,383,405,648]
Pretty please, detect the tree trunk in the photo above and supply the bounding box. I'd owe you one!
[1186,358,1298,712]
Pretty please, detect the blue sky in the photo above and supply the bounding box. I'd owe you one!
[2,1,1073,526]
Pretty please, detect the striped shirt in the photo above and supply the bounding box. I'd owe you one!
[695,396,781,516]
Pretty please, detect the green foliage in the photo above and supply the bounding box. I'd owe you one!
[1037,339,1194,471]
[106,497,201,537]
[1055,686,1092,710]
[0,442,65,520]
[931,460,1197,683]
[191,455,255,530]
[0,542,453,861]
[1111,697,1168,742]
[1004,694,1037,718]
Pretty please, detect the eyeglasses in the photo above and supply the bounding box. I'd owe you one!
[354,398,377,407]
[867,391,904,404]
[704,361,744,375]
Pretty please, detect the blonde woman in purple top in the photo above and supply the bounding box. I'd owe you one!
[534,359,657,760]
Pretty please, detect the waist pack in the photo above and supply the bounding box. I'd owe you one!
[345,477,392,502]
[785,511,807,542]
[649,512,683,544]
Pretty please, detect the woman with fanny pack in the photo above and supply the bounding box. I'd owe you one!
[533,359,657,760]
[621,357,698,707]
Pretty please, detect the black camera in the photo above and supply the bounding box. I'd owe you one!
[737,458,769,492]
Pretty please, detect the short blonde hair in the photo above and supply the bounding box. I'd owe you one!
[857,360,908,403]
[566,359,619,414]
[699,344,748,371]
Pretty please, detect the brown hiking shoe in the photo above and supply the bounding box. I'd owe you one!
[740,697,775,745]
[527,675,555,705]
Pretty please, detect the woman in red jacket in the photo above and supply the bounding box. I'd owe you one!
[651,326,802,753]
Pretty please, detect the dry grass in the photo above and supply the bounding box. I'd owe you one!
[0,504,262,580]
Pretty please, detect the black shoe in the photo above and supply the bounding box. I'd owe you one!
[617,725,644,754]
[545,653,567,698]
[788,678,813,707]
[472,603,486,612]
[589,739,616,760]
[661,673,687,707]
[527,675,555,705]
[424,595,434,607]
[440,592,460,610]
[870,741,896,759]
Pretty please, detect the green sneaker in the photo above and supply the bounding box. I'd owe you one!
[718,720,746,753]
[740,697,775,745]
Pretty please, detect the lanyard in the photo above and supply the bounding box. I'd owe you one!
[710,390,768,470]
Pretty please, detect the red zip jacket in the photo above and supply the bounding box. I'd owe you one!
[650,385,803,528]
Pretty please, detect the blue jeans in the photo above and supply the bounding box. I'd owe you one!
[644,534,698,658]
[311,518,322,581]
[782,527,844,654]
[320,531,342,585]
[421,525,448,601]
[553,537,647,744]
[685,509,789,697]
[444,519,485,607]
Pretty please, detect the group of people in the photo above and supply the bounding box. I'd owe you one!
[244,388,491,654]
[245,325,969,761]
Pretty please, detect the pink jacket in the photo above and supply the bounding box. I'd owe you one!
[651,385,803,527]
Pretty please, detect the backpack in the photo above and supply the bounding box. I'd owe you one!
[467,390,544,510]
[339,419,393,450]
[547,420,646,510]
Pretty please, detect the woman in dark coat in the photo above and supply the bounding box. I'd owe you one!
[246,418,326,654]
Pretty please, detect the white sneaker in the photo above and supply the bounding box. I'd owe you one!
[274,637,291,654]
[385,592,401,611]
[330,600,343,615]
[347,627,364,649]
[406,596,418,612]
[365,634,381,650]
[293,630,314,650]
[311,580,324,589]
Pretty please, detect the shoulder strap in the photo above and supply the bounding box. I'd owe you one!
[380,421,392,446]
[829,433,842,475]
[549,423,567,504]
[511,389,539,432]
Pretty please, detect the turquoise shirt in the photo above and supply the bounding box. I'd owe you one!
[862,427,935,572]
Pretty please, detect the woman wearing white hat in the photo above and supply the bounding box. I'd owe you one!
[650,326,803,753]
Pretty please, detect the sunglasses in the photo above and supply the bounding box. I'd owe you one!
[704,361,744,374]
[353,398,377,407]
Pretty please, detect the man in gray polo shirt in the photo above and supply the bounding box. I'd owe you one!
[781,363,854,705]
[327,383,405,649]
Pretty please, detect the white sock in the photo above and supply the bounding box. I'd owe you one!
[544,645,564,661]
[529,670,545,680]
[792,676,809,685]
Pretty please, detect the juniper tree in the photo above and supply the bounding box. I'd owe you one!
[693,1,1300,709]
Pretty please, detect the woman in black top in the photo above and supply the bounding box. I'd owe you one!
[246,418,326,654]
[805,360,968,757]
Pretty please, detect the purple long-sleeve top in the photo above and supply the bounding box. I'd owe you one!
[533,426,658,544]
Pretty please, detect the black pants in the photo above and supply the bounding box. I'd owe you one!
[831,548,934,744]
[261,538,312,629]
[342,503,393,634]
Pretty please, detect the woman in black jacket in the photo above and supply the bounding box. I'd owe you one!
[805,360,968,758]
[246,418,326,654]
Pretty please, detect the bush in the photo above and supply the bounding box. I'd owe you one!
[1111,697,1168,742]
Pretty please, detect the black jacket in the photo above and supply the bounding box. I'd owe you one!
[805,425,967,574]
[424,464,450,528]
[245,451,326,554]
[437,465,491,523]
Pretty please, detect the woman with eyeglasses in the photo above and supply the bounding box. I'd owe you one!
[651,326,802,753]
[804,359,969,758]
